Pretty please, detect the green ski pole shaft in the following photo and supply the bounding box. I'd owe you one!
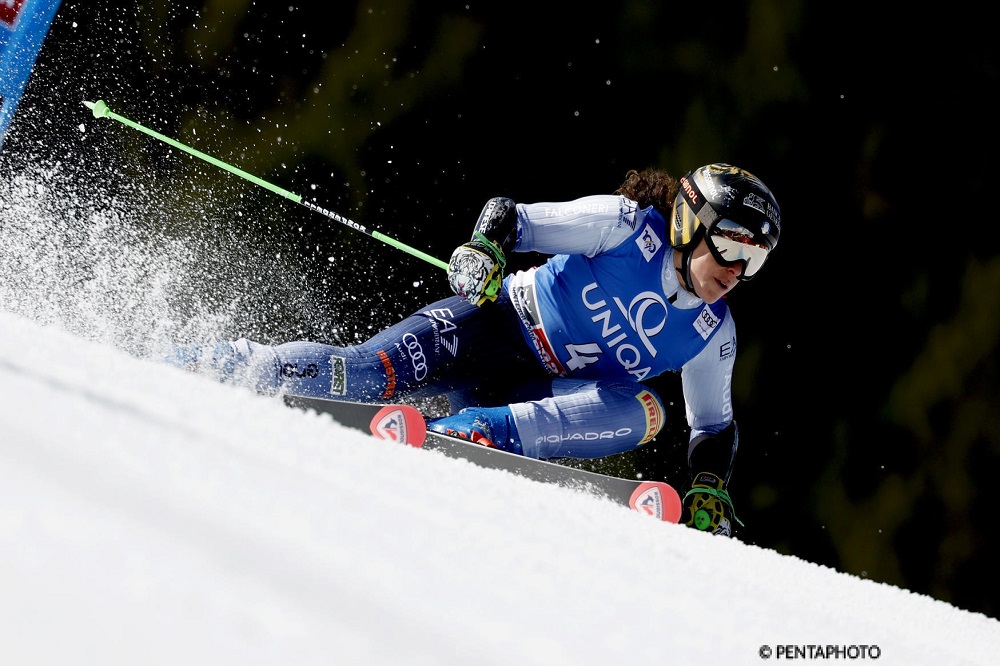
[83,100,449,271]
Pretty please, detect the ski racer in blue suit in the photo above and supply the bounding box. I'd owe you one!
[167,163,781,536]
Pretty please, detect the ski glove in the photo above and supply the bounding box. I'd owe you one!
[683,472,743,537]
[447,232,506,306]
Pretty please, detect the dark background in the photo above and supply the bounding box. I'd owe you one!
[6,1,998,619]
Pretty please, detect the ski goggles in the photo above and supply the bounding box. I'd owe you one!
[705,218,771,280]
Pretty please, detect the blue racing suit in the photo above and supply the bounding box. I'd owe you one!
[168,195,737,461]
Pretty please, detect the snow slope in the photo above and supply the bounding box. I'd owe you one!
[1,150,997,665]
[2,311,999,665]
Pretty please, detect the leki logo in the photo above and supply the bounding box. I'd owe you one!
[1,1,25,28]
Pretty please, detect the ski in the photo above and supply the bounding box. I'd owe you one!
[284,395,682,523]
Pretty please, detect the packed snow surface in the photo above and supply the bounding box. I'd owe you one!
[2,311,999,665]
[1,162,997,666]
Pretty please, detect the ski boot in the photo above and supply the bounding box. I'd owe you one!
[428,407,522,454]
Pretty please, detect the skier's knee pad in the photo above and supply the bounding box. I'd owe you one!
[593,379,666,445]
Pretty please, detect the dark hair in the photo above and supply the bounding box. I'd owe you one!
[615,168,679,215]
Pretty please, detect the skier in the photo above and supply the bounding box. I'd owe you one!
[166,163,781,536]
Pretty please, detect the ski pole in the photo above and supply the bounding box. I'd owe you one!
[82,99,449,271]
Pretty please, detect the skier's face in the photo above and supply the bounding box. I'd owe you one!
[687,238,743,304]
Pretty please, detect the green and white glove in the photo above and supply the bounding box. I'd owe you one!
[447,232,506,306]
[683,472,744,537]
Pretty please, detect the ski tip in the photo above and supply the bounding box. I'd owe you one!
[369,405,427,448]
[629,482,683,523]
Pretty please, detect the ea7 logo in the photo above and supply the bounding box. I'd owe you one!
[1,1,25,28]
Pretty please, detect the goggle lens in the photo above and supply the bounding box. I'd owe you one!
[707,219,770,279]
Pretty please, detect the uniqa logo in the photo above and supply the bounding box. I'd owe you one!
[569,283,667,381]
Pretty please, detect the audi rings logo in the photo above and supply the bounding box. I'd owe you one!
[402,333,428,381]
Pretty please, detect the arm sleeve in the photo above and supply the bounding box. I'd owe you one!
[680,313,738,440]
[515,194,642,257]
